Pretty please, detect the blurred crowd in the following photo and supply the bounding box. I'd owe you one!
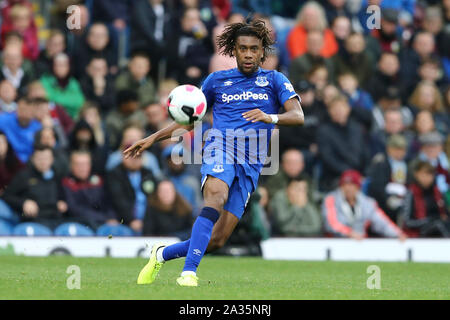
[0,0,449,246]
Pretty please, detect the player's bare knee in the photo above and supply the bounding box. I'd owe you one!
[203,185,228,208]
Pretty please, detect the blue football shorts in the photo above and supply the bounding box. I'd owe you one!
[200,163,258,219]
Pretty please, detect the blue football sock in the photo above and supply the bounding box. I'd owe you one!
[183,207,220,273]
[162,240,190,261]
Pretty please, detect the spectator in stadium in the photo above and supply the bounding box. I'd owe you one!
[68,119,108,176]
[167,7,214,86]
[307,64,330,100]
[278,80,326,173]
[369,8,402,54]
[130,0,174,80]
[286,1,338,59]
[400,31,438,95]
[2,145,68,230]
[372,86,414,133]
[105,90,146,150]
[80,56,116,116]
[0,79,17,113]
[0,131,24,194]
[370,107,414,158]
[334,32,374,89]
[264,149,309,199]
[410,131,450,199]
[331,15,352,58]
[317,95,369,191]
[35,29,66,77]
[367,134,409,222]
[27,80,74,136]
[40,53,85,119]
[115,51,157,108]
[62,150,118,230]
[336,72,374,131]
[0,96,41,163]
[92,0,133,32]
[73,22,118,78]
[410,110,437,157]
[408,80,448,133]
[143,179,193,239]
[33,127,69,178]
[162,143,202,212]
[322,169,406,240]
[367,52,403,104]
[0,3,39,60]
[106,124,162,179]
[78,102,109,150]
[401,161,450,237]
[32,97,68,149]
[106,144,159,235]
[323,0,352,24]
[417,57,447,93]
[288,30,335,86]
[269,175,322,237]
[0,42,32,96]
[421,5,450,60]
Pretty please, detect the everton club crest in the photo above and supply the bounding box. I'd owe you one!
[255,76,269,87]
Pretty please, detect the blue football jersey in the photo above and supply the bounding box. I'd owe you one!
[201,67,299,175]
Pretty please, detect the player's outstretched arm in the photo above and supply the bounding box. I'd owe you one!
[123,122,194,158]
[242,97,304,126]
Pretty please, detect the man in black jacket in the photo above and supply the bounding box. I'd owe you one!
[106,146,159,234]
[317,95,369,191]
[2,145,67,229]
[62,150,117,230]
[367,134,409,222]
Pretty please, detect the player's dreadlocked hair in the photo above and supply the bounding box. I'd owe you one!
[216,19,275,63]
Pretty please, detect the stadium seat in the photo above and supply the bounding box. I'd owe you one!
[0,219,13,235]
[96,224,134,237]
[13,223,52,236]
[0,199,19,225]
[54,223,95,237]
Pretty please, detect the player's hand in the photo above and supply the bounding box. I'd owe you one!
[242,109,272,124]
[123,136,154,159]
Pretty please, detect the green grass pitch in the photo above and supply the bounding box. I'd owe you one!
[0,255,449,299]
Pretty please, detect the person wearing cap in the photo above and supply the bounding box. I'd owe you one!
[370,107,414,157]
[410,131,450,199]
[367,134,409,221]
[371,85,414,133]
[401,161,450,237]
[322,169,407,240]
[370,8,402,54]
